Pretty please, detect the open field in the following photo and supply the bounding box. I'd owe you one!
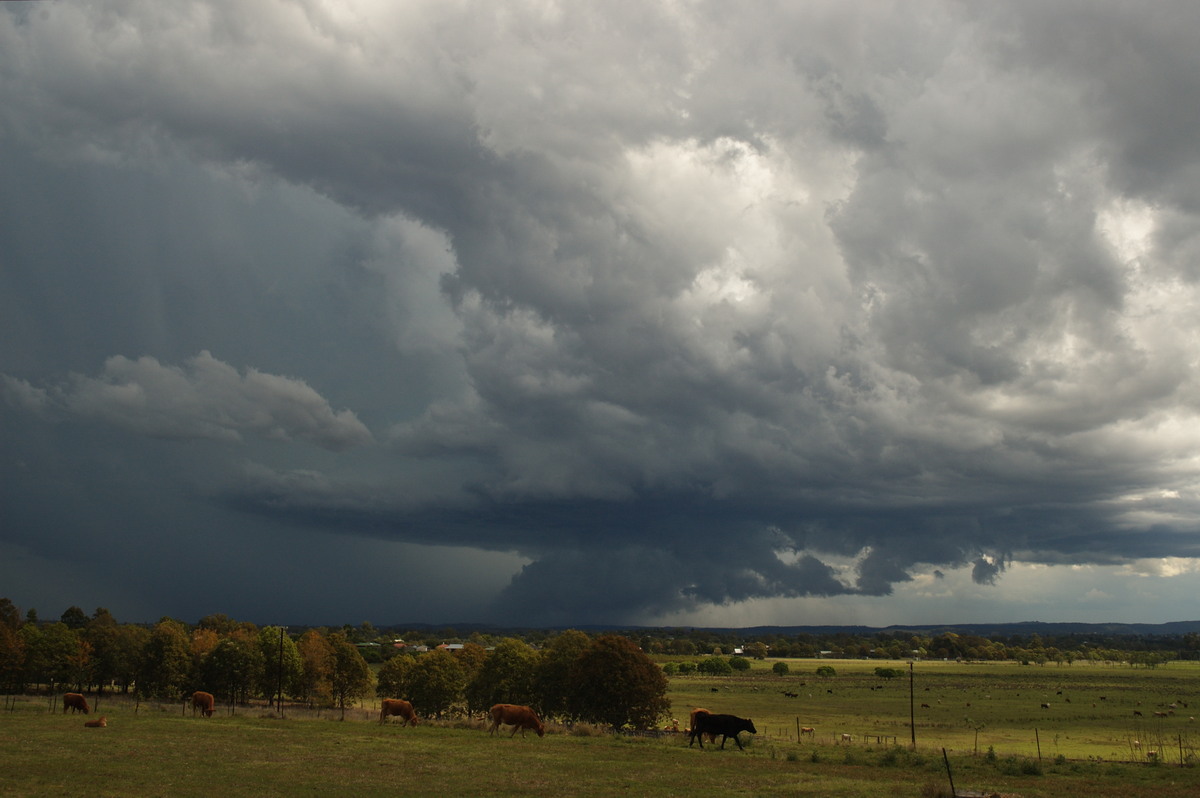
[3,659,1199,797]
[668,658,1200,763]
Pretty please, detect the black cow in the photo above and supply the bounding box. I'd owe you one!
[688,713,757,750]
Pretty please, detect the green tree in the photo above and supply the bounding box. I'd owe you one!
[257,627,302,707]
[465,638,539,715]
[23,622,88,689]
[567,635,669,730]
[772,661,789,676]
[376,651,416,699]
[84,609,120,693]
[0,598,20,631]
[407,650,463,718]
[112,624,149,694]
[533,629,591,721]
[137,619,191,700]
[815,665,837,677]
[327,632,374,718]
[729,656,751,672]
[453,642,489,688]
[60,606,88,630]
[200,635,264,706]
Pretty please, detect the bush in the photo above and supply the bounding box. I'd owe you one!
[697,656,733,676]
[772,661,789,676]
[728,656,750,672]
[815,665,837,677]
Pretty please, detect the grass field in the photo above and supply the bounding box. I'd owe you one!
[2,659,1198,797]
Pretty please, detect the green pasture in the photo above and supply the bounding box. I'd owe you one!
[2,659,1199,797]
[669,658,1200,762]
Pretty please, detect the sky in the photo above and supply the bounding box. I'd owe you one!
[4,1,1200,629]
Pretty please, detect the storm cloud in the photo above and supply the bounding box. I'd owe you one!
[4,1,1200,626]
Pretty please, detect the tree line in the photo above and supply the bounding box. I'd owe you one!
[0,599,668,729]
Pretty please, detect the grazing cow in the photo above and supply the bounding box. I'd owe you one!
[800,726,815,736]
[379,698,419,726]
[920,703,930,709]
[83,716,107,728]
[191,691,215,718]
[1133,710,1143,717]
[689,708,717,744]
[688,713,757,750]
[488,704,545,738]
[63,693,90,715]
[1041,703,1050,710]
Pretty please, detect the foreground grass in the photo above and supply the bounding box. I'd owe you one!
[3,695,1198,798]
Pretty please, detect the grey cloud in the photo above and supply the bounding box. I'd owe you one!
[4,1,1200,625]
[6,352,373,452]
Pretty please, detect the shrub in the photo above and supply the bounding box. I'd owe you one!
[728,656,750,672]
[697,656,733,676]
[815,665,837,677]
[772,661,789,676]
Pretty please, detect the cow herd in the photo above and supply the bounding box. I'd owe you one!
[62,690,759,750]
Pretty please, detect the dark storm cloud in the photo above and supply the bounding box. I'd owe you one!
[4,1,1200,625]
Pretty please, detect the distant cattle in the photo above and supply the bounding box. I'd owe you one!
[800,726,815,736]
[688,713,757,750]
[63,693,90,715]
[379,699,419,726]
[841,733,852,743]
[689,708,717,744]
[83,716,107,728]
[1134,710,1143,717]
[191,691,215,718]
[488,704,545,738]
[920,703,930,709]
[1041,703,1050,710]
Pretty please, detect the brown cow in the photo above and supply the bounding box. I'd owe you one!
[488,703,545,738]
[379,698,419,726]
[191,691,215,718]
[84,716,107,728]
[63,693,90,715]
[688,708,717,744]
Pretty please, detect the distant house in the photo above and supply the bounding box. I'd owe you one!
[437,643,464,652]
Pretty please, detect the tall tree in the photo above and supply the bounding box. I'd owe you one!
[84,609,119,693]
[200,635,264,706]
[327,632,373,719]
[567,635,669,730]
[296,629,334,707]
[0,598,20,631]
[535,630,591,720]
[407,649,463,718]
[257,626,302,706]
[137,619,191,700]
[376,652,415,700]
[60,606,88,630]
[465,638,538,715]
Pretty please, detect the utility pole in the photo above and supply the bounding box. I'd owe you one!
[277,626,287,717]
[909,661,916,746]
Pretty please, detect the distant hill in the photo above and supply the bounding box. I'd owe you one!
[377,619,1200,638]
